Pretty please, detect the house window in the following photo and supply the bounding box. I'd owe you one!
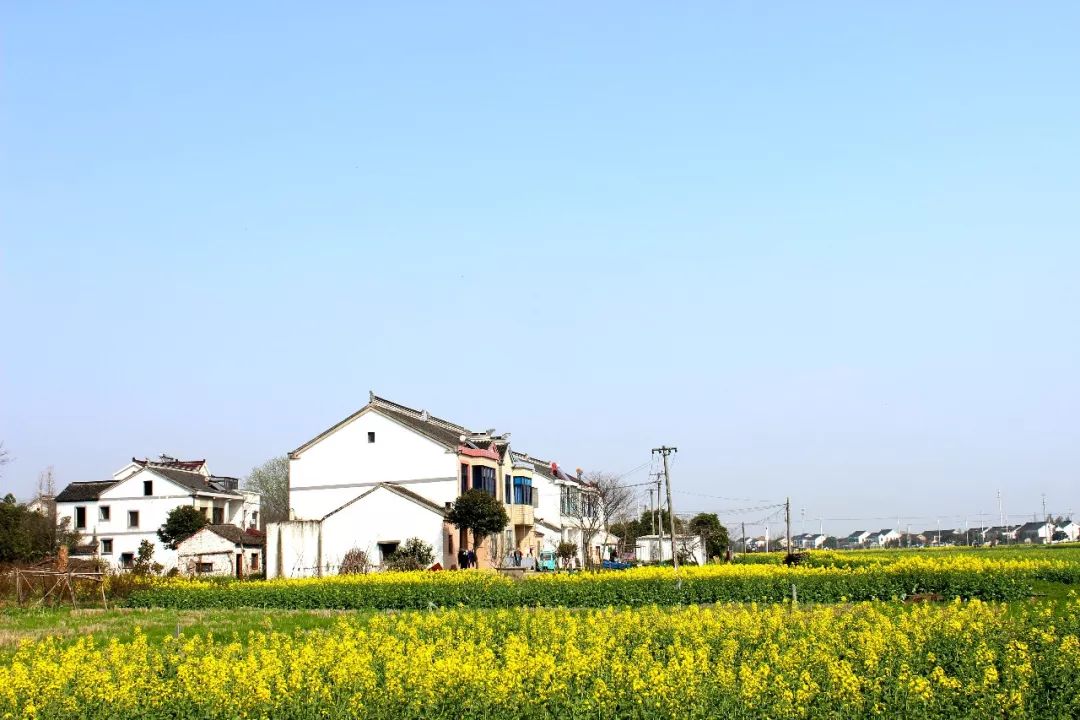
[368,431,376,443]
[197,562,213,573]
[513,476,533,505]
[377,542,399,564]
[250,511,259,528]
[100,539,113,555]
[75,506,86,529]
[128,510,139,528]
[250,553,259,571]
[99,506,111,521]
[504,474,511,504]
[472,466,496,497]
[448,533,454,553]
[212,507,224,524]
[460,463,469,493]
[120,552,135,569]
[143,480,153,496]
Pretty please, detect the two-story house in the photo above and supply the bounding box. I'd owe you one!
[54,455,260,570]
[268,393,593,578]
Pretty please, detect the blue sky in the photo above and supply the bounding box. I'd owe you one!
[2,3,1078,536]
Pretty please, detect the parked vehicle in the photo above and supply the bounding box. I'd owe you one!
[538,550,558,571]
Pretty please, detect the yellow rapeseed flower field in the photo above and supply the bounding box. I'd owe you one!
[3,599,1079,719]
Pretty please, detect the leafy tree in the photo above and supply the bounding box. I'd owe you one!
[157,506,208,549]
[245,455,289,525]
[447,489,509,552]
[384,537,435,571]
[0,499,53,562]
[636,508,685,536]
[688,513,730,559]
[131,539,163,576]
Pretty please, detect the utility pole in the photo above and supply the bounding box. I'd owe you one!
[652,446,678,570]
[785,497,792,556]
[997,490,1004,527]
[741,521,746,554]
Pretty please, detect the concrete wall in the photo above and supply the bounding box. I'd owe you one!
[267,486,450,578]
[289,409,458,519]
[635,535,706,565]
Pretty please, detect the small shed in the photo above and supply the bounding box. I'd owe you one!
[176,525,265,577]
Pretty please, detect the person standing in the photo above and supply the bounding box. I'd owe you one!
[457,548,467,570]
[467,548,476,569]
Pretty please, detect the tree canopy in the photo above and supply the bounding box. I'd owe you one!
[157,506,208,549]
[688,512,730,558]
[245,455,289,525]
[447,489,508,550]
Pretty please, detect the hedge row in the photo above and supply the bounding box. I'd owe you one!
[125,558,1078,610]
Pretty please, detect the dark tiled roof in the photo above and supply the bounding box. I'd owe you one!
[205,524,265,546]
[372,398,469,449]
[1018,521,1051,534]
[291,393,476,456]
[149,467,242,497]
[55,481,117,502]
[134,457,207,472]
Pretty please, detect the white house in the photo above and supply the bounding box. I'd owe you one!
[842,530,872,549]
[1017,520,1055,544]
[1056,520,1080,542]
[793,533,827,550]
[874,529,901,547]
[268,393,598,578]
[55,456,260,570]
[634,534,706,565]
[176,525,265,577]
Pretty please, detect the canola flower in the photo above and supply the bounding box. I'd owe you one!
[3,599,1080,719]
[125,555,1080,610]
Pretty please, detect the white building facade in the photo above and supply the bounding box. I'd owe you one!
[55,456,260,571]
[268,393,599,578]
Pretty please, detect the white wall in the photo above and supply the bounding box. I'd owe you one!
[57,468,195,570]
[267,486,448,578]
[635,535,706,565]
[289,409,458,519]
[176,529,263,577]
[56,467,259,572]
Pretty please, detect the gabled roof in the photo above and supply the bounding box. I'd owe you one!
[1018,521,1052,533]
[204,524,265,546]
[323,482,448,520]
[145,467,243,498]
[55,481,118,503]
[290,392,475,457]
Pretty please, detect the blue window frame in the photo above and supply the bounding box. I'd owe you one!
[513,476,533,505]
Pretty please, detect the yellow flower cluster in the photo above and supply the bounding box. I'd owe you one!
[4,599,1079,719]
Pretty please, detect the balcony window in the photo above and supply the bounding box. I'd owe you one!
[513,476,533,505]
[471,466,496,497]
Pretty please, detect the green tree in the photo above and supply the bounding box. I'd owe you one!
[0,500,53,562]
[245,455,289,525]
[447,489,509,552]
[157,506,208,549]
[385,537,436,571]
[131,539,163,576]
[636,508,685,536]
[688,512,730,559]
